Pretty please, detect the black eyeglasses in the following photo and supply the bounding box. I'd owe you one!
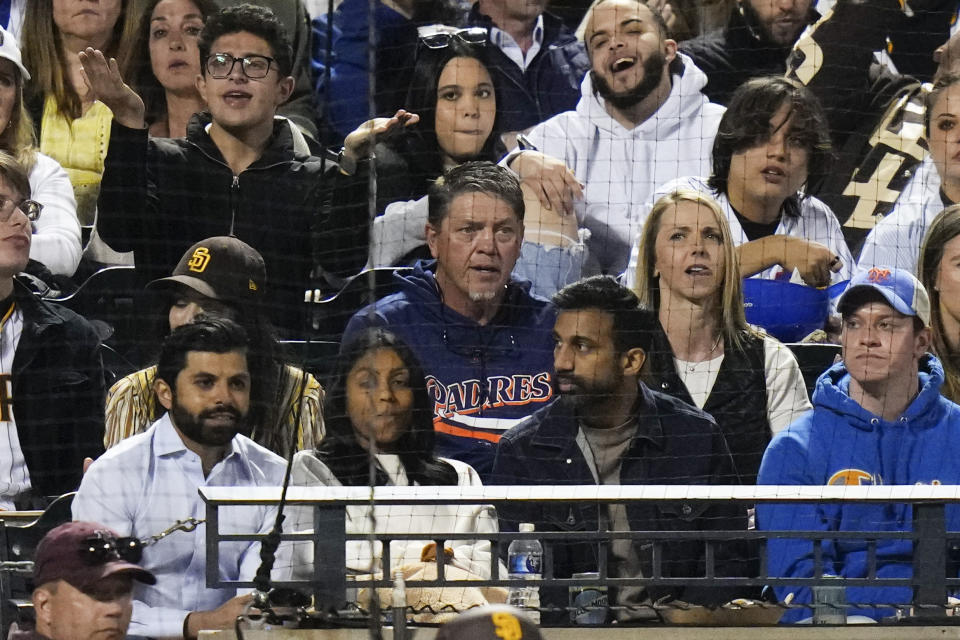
[81,532,144,565]
[205,53,275,79]
[419,27,487,49]
[0,198,42,222]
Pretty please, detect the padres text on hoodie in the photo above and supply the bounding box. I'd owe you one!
[342,261,557,479]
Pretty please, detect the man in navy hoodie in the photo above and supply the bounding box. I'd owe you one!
[758,267,960,621]
[342,162,556,479]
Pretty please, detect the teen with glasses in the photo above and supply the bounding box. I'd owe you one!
[78,4,368,335]
[216,0,319,144]
[74,317,286,639]
[0,152,104,510]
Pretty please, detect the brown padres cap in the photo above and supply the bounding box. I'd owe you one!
[147,236,266,305]
[435,606,544,640]
[33,522,156,590]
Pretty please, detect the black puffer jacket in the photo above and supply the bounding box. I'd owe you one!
[13,278,104,505]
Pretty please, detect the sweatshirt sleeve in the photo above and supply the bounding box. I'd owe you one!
[756,428,839,614]
[28,154,81,276]
[763,337,813,435]
[96,121,154,253]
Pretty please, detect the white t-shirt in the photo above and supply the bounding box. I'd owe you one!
[0,304,31,509]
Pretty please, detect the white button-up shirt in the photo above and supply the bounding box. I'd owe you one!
[489,15,544,72]
[73,413,286,637]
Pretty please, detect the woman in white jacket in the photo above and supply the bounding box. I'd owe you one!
[282,328,497,582]
[0,27,80,276]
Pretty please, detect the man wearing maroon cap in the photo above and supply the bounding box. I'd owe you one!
[17,521,155,640]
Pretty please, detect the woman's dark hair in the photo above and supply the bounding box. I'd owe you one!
[708,76,833,217]
[156,286,283,448]
[388,38,501,188]
[129,0,219,128]
[315,328,458,487]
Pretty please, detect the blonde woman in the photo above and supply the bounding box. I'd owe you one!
[634,188,811,482]
[21,0,139,226]
[917,204,960,402]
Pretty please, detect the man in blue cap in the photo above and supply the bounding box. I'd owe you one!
[758,267,960,622]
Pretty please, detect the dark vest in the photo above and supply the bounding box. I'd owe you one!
[643,324,769,483]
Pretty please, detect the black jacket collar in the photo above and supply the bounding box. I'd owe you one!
[528,382,666,451]
[185,112,298,169]
[12,278,64,333]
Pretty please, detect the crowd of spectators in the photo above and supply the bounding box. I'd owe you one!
[2,0,960,634]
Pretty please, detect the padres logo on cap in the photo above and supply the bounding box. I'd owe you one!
[492,612,523,640]
[188,247,211,273]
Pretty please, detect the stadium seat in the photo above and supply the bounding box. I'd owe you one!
[53,266,146,376]
[0,493,75,634]
[306,266,411,339]
[786,342,842,399]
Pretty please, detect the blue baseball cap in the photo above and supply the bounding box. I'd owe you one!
[837,267,930,326]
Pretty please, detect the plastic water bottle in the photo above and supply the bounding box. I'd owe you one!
[508,523,542,623]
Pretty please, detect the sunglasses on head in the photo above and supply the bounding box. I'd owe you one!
[419,27,487,49]
[81,532,143,565]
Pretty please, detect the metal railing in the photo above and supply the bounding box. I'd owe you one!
[199,484,960,622]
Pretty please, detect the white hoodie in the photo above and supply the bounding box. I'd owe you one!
[516,54,725,276]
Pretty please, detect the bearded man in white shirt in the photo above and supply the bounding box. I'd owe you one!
[74,316,286,639]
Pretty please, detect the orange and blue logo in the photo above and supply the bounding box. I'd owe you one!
[866,267,891,284]
[827,469,877,486]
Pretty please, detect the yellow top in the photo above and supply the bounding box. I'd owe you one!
[39,96,113,226]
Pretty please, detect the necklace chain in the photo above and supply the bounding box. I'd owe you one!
[686,333,722,372]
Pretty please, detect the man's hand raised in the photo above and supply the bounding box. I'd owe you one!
[78,48,145,130]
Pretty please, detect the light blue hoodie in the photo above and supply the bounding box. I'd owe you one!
[758,354,960,622]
